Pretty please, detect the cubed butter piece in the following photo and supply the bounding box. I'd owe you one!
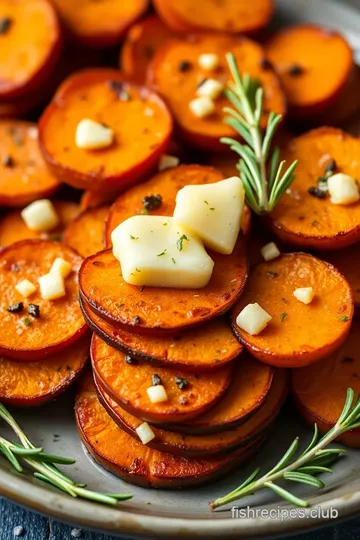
[135,422,156,445]
[76,119,113,150]
[15,279,36,298]
[173,176,245,254]
[146,385,168,404]
[198,53,219,71]
[189,96,215,118]
[293,287,315,305]
[261,242,280,261]
[196,79,224,100]
[111,216,214,288]
[38,272,65,300]
[50,258,73,278]
[236,303,272,336]
[327,173,360,205]
[21,199,59,232]
[158,154,180,172]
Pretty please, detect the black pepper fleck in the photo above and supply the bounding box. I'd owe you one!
[288,64,304,76]
[308,186,327,199]
[152,373,162,386]
[124,355,137,364]
[7,302,23,313]
[28,304,40,318]
[107,80,131,101]
[260,57,271,69]
[143,194,162,211]
[3,154,14,167]
[342,356,354,363]
[175,377,189,390]
[267,271,279,278]
[178,60,192,72]
[133,315,141,325]
[0,17,12,35]
[325,159,337,176]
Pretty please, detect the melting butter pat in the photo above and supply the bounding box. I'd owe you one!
[327,173,360,205]
[76,119,113,150]
[236,303,272,336]
[111,216,214,288]
[173,176,245,254]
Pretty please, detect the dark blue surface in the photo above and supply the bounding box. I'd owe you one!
[1,498,360,539]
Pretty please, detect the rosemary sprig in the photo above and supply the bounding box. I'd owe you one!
[222,53,298,215]
[0,403,132,505]
[210,388,360,510]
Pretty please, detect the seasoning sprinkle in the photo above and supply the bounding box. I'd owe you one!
[143,194,162,211]
[23,317,31,327]
[175,377,189,390]
[267,271,279,278]
[28,304,40,318]
[288,64,303,76]
[140,285,145,292]
[308,186,327,199]
[152,373,162,386]
[124,355,137,364]
[157,249,167,256]
[107,80,131,101]
[116,302,124,308]
[342,356,354,363]
[339,316,349,322]
[0,17,12,35]
[172,257,176,264]
[178,60,192,72]
[260,57,271,70]
[280,312,287,322]
[3,154,14,167]
[325,159,337,176]
[7,302,23,314]
[177,234,189,252]
[130,235,139,240]
[133,315,141,324]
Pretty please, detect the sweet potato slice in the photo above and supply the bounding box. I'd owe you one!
[0,0,62,99]
[292,321,360,448]
[0,333,90,407]
[265,25,353,118]
[0,121,60,207]
[91,334,232,424]
[80,297,241,372]
[96,368,286,456]
[153,0,274,35]
[0,200,79,247]
[80,235,248,335]
[39,69,173,193]
[80,190,116,211]
[269,128,360,250]
[63,205,110,258]
[231,253,353,368]
[51,0,148,48]
[121,15,173,85]
[0,240,86,360]
[321,245,360,309]
[148,33,286,150]
[76,372,264,488]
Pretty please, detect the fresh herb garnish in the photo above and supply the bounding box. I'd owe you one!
[143,194,162,212]
[23,318,31,327]
[0,403,131,505]
[339,316,349,322]
[210,388,360,510]
[28,304,40,319]
[172,257,176,264]
[280,312,287,322]
[157,249,167,257]
[130,235,139,240]
[177,234,189,252]
[7,302,23,314]
[221,53,297,215]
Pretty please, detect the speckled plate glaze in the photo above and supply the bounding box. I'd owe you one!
[2,0,360,538]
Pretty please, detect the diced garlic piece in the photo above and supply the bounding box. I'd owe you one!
[75,119,113,150]
[135,422,156,445]
[15,279,36,298]
[38,272,65,300]
[158,154,180,172]
[196,78,224,100]
[173,176,245,254]
[21,199,59,232]
[293,287,315,305]
[146,385,168,403]
[111,216,214,289]
[261,242,280,261]
[189,96,215,118]
[198,53,219,71]
[327,173,360,205]
[236,303,272,336]
[50,258,72,278]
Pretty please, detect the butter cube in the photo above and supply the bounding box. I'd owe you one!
[111,216,214,289]
[236,303,272,336]
[328,173,360,205]
[261,242,280,261]
[173,176,245,254]
[158,154,180,171]
[21,200,59,232]
[15,279,36,298]
[196,79,224,100]
[136,422,156,445]
[293,287,315,305]
[146,385,168,403]
[198,53,219,71]
[38,272,65,300]
[50,258,73,278]
[76,119,113,150]
[189,96,215,118]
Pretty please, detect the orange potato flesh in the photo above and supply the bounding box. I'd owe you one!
[0,200,79,247]
[148,33,286,150]
[39,69,173,192]
[0,240,86,360]
[63,205,110,258]
[269,128,360,250]
[321,245,360,308]
[231,253,353,367]
[91,334,233,424]
[0,333,90,407]
[96,368,286,456]
[76,372,265,488]
[292,321,360,447]
[80,190,116,211]
[81,297,242,372]
[0,121,60,207]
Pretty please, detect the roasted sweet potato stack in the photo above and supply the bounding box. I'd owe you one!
[0,333,90,407]
[121,15,173,85]
[81,298,242,372]
[153,0,274,35]
[96,368,286,457]
[0,200,79,247]
[51,0,149,48]
[0,121,60,207]
[322,245,360,308]
[0,240,86,360]
[148,33,286,150]
[292,321,360,448]
[76,373,265,488]
[265,25,354,119]
[91,334,233,424]
[231,253,353,367]
[39,69,173,193]
[269,128,360,250]
[64,205,110,258]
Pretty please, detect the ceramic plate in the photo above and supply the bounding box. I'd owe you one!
[2,0,360,538]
